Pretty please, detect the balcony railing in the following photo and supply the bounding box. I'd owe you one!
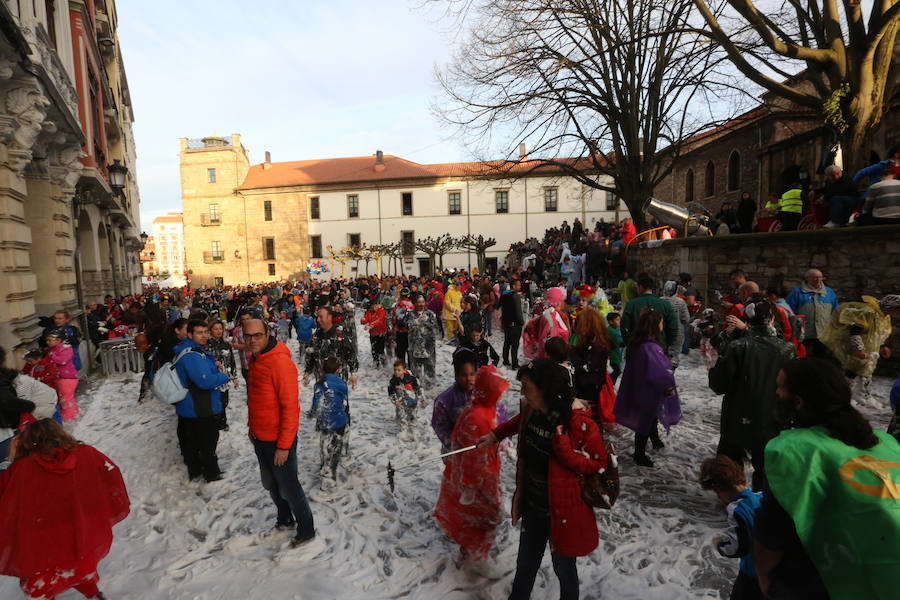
[200,214,222,226]
[203,251,224,264]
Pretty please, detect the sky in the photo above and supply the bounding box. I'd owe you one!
[117,0,469,230]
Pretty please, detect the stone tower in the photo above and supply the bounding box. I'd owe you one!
[179,133,250,287]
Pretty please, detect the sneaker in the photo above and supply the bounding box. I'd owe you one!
[204,471,224,483]
[822,220,841,228]
[290,532,316,548]
[275,519,296,531]
[634,454,654,467]
[651,439,665,450]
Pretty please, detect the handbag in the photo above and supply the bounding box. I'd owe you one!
[578,441,619,510]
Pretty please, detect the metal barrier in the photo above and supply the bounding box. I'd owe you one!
[98,338,142,376]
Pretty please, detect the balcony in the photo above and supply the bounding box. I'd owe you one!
[200,214,222,226]
[203,251,225,264]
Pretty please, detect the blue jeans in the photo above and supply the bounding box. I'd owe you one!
[610,363,622,385]
[509,510,579,600]
[252,436,315,537]
[828,195,858,225]
[0,437,11,465]
[681,322,691,355]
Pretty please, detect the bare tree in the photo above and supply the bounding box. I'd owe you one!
[457,234,496,272]
[415,234,459,273]
[693,0,900,173]
[433,0,738,229]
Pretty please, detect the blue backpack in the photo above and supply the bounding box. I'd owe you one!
[295,315,315,342]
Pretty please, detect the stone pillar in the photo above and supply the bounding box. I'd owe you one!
[0,83,50,351]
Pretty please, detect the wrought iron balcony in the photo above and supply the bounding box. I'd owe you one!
[200,214,222,226]
[203,251,224,264]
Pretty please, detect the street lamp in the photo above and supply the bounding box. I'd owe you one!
[140,231,148,247]
[108,159,128,193]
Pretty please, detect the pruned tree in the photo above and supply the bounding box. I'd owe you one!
[366,243,391,277]
[415,234,459,274]
[457,234,496,273]
[433,0,738,230]
[693,0,900,173]
[384,241,404,276]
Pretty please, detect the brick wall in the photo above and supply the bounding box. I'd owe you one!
[628,225,900,375]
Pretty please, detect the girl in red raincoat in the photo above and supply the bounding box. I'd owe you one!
[433,365,509,559]
[0,419,130,599]
[478,358,609,600]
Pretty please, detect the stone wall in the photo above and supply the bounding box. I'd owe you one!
[628,225,900,375]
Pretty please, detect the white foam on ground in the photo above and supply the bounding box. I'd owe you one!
[3,323,894,599]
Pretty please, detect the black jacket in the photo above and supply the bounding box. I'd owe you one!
[709,328,796,448]
[499,290,525,328]
[0,377,35,430]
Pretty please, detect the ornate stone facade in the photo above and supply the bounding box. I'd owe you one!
[0,0,140,365]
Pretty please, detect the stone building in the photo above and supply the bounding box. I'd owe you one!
[181,134,626,286]
[653,82,900,228]
[151,212,186,286]
[0,0,140,361]
[140,234,157,279]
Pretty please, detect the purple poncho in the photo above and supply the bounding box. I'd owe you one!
[613,338,681,434]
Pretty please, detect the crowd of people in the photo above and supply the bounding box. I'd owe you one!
[0,218,898,599]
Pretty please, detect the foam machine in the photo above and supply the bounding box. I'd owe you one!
[642,197,711,237]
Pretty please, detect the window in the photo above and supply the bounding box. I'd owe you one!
[211,241,223,260]
[401,230,414,256]
[544,188,557,212]
[685,169,694,203]
[310,235,322,258]
[207,168,216,183]
[401,192,413,216]
[727,151,741,192]
[309,196,320,219]
[46,0,57,48]
[606,191,618,210]
[495,190,509,214]
[705,161,715,197]
[348,233,361,248]
[268,263,276,276]
[448,191,461,215]
[263,237,275,260]
[264,200,272,221]
[348,194,359,218]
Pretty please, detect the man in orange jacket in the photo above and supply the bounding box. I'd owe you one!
[243,318,316,548]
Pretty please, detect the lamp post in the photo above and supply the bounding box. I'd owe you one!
[106,160,128,299]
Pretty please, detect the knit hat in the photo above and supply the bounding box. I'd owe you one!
[663,280,678,297]
[545,287,566,306]
[400,287,410,297]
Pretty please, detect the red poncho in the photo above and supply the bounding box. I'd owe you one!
[433,365,509,558]
[0,444,130,588]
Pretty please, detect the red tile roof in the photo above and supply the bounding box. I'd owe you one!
[237,154,601,190]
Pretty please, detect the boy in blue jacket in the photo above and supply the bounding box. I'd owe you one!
[173,320,230,482]
[700,455,763,600]
[307,356,349,488]
[294,311,316,366]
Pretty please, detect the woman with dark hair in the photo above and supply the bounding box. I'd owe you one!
[709,300,796,490]
[477,358,608,600]
[755,358,900,599]
[614,308,681,466]
[155,317,189,367]
[0,419,130,599]
[207,319,238,431]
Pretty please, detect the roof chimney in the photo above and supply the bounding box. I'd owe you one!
[519,142,527,160]
[263,150,272,170]
[375,150,385,172]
